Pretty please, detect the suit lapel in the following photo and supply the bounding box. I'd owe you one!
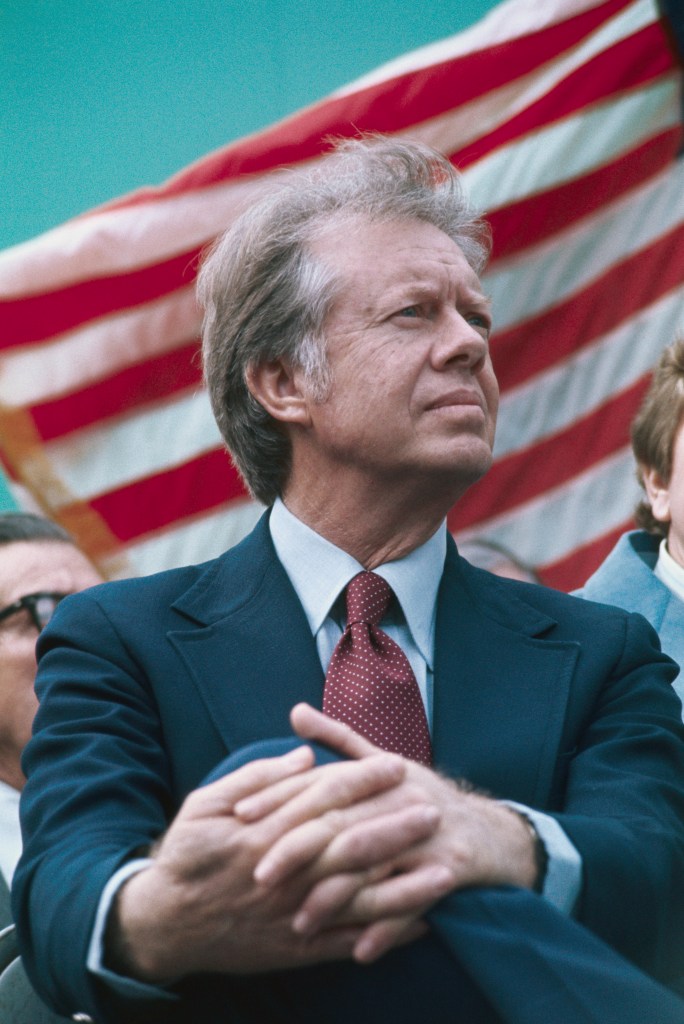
[168,514,325,753]
[433,544,580,808]
[165,519,580,807]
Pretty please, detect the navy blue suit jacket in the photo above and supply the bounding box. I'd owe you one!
[13,514,684,1021]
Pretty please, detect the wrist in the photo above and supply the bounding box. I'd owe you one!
[510,809,548,893]
[104,867,183,985]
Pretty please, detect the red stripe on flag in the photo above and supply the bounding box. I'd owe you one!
[491,223,684,394]
[448,376,650,533]
[30,340,203,441]
[539,520,633,591]
[488,127,682,262]
[88,448,247,543]
[0,247,203,351]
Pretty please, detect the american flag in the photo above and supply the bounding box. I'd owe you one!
[0,0,682,590]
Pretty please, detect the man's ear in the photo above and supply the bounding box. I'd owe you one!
[641,464,672,524]
[246,359,312,427]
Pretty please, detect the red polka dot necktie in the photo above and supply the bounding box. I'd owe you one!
[322,571,432,765]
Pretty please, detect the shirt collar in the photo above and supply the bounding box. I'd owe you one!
[269,498,446,670]
[0,779,20,804]
[655,537,684,602]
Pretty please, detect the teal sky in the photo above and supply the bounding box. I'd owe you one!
[1,0,498,251]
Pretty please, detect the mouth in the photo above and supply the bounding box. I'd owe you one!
[426,390,485,413]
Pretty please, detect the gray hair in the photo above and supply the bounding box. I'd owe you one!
[198,135,491,506]
[0,512,72,547]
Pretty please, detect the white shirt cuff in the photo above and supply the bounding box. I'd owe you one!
[504,802,583,914]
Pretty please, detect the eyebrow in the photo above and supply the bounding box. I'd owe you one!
[385,278,491,302]
[469,294,492,316]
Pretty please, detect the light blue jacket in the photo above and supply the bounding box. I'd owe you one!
[577,530,684,704]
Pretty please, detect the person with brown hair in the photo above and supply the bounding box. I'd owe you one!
[578,338,684,699]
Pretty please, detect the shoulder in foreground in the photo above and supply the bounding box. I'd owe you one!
[65,556,218,610]
[457,554,650,627]
[58,515,270,616]
[43,546,241,641]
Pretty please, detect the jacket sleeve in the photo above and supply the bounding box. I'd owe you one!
[551,608,684,983]
[12,590,179,1022]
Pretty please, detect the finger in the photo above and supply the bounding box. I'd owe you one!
[257,753,406,840]
[290,703,378,759]
[235,752,408,823]
[345,863,455,924]
[256,800,438,889]
[234,769,328,822]
[254,817,337,884]
[189,745,315,816]
[353,916,429,963]
[292,872,371,935]
[291,865,396,937]
[317,804,440,876]
[252,761,409,880]
[234,752,401,823]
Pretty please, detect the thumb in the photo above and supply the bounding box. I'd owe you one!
[290,703,379,760]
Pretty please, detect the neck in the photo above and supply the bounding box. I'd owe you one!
[283,474,461,568]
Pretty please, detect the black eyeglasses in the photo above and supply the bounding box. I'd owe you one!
[0,592,69,631]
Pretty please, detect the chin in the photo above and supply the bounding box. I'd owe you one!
[414,450,492,502]
[442,439,493,479]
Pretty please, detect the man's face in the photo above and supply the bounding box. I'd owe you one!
[302,216,498,501]
[0,540,101,789]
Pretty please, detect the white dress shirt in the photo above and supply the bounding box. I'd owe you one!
[0,779,21,888]
[655,538,684,601]
[270,497,442,725]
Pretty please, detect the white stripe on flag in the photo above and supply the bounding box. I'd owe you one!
[464,77,680,212]
[495,286,684,457]
[485,155,684,333]
[37,391,222,502]
[106,499,265,578]
[0,174,268,296]
[0,287,199,407]
[456,447,642,566]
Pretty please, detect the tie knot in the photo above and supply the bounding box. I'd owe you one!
[345,571,393,627]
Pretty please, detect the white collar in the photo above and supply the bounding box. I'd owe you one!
[269,498,446,670]
[0,779,20,803]
[0,779,21,886]
[655,537,684,602]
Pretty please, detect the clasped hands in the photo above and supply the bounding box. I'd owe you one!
[112,704,537,982]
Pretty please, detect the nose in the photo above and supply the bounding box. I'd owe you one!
[430,311,488,372]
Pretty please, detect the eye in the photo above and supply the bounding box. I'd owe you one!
[396,305,421,318]
[466,312,491,334]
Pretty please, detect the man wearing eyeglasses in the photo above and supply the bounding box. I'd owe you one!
[0,513,101,910]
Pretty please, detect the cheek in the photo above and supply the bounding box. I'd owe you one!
[0,638,39,699]
[483,377,499,433]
